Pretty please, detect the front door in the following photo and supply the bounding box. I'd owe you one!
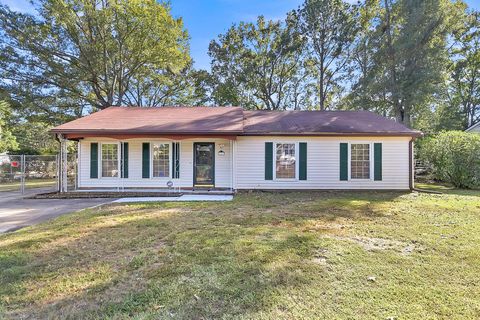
[194,143,215,187]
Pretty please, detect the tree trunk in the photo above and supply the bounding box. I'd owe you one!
[383,0,405,126]
[319,57,325,111]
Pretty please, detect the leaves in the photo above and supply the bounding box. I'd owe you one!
[420,131,480,188]
[208,15,310,110]
[0,100,18,153]
[0,0,191,112]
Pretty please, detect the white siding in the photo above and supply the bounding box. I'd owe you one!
[235,136,411,190]
[77,135,411,190]
[78,138,233,189]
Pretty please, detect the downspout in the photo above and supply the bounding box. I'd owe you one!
[409,138,414,191]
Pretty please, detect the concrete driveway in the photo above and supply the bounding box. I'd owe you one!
[0,189,113,233]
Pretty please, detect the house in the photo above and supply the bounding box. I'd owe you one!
[466,122,480,133]
[51,106,422,192]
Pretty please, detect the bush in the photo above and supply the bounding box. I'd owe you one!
[419,131,480,189]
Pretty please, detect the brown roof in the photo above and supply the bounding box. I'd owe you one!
[243,110,421,136]
[52,106,422,137]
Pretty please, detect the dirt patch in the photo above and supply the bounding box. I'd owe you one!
[331,236,424,255]
[312,248,329,265]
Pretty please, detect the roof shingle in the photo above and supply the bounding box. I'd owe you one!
[51,106,422,137]
[243,110,420,136]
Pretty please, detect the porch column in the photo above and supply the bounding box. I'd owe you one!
[57,134,68,193]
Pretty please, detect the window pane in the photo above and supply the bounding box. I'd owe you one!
[101,144,118,177]
[153,143,170,177]
[351,144,370,179]
[276,143,296,179]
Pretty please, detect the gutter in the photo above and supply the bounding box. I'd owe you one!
[50,130,422,138]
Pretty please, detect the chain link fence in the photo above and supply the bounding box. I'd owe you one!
[0,154,77,194]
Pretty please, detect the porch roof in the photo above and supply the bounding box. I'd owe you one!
[51,106,245,136]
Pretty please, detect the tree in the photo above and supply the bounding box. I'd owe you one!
[352,0,462,127]
[448,10,480,129]
[122,63,212,107]
[0,0,190,114]
[0,100,18,153]
[208,15,308,110]
[344,0,391,115]
[296,0,358,110]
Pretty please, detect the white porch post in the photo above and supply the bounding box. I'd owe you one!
[57,134,68,193]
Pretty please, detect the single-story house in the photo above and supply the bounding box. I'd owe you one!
[466,122,480,133]
[51,106,422,192]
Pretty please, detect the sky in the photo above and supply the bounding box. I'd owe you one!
[1,0,480,70]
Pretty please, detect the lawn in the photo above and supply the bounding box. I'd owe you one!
[1,189,479,319]
[0,178,56,192]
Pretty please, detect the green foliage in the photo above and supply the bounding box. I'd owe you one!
[348,0,463,127]
[419,131,480,188]
[208,15,308,110]
[0,0,191,111]
[0,0,478,139]
[297,0,359,110]
[0,100,18,153]
[448,10,480,129]
[9,122,58,155]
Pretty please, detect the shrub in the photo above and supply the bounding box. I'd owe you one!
[419,131,480,189]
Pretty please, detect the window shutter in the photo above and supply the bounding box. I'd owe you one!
[142,142,150,178]
[374,143,382,181]
[299,142,307,180]
[265,142,273,180]
[340,143,348,181]
[172,142,180,179]
[90,142,98,179]
[121,142,129,178]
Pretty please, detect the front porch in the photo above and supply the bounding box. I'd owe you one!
[56,135,236,193]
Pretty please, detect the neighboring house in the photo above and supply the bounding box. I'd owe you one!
[466,122,480,133]
[51,106,422,191]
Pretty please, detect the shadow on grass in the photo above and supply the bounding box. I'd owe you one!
[415,183,480,197]
[0,190,410,318]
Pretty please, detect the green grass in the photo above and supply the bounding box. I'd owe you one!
[415,182,480,196]
[1,189,479,319]
[0,178,56,192]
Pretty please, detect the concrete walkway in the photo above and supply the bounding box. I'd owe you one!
[0,189,112,233]
[0,190,233,233]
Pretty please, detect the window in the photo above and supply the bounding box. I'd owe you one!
[152,143,170,177]
[351,144,370,179]
[276,143,296,179]
[101,143,118,177]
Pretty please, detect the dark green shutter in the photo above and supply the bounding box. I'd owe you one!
[121,142,129,178]
[374,143,382,181]
[172,142,180,179]
[299,142,307,180]
[142,142,150,178]
[265,142,273,180]
[340,143,348,181]
[90,142,98,179]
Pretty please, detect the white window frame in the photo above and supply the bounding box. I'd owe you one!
[99,142,120,179]
[273,141,299,181]
[348,142,374,181]
[150,141,172,179]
